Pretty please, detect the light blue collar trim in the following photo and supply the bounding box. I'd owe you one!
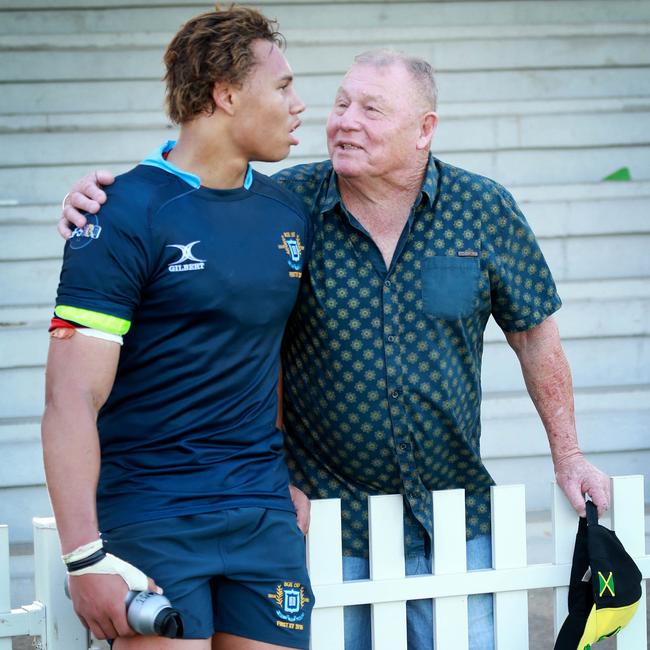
[140,140,253,190]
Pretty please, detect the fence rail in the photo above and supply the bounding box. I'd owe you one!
[1,476,649,649]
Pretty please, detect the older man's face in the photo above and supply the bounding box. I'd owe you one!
[326,62,426,180]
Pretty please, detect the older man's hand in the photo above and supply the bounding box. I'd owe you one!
[289,484,311,535]
[554,452,610,518]
[59,170,115,239]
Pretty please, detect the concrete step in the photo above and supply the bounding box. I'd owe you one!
[4,22,650,50]
[0,484,51,544]
[399,146,650,187]
[4,68,650,116]
[2,101,650,168]
[3,276,646,367]
[0,367,45,420]
[0,419,43,489]
[2,1,649,35]
[5,97,650,131]
[2,178,649,226]
[482,383,650,422]
[481,407,650,460]
[486,278,650,342]
[0,393,643,475]
[7,227,647,306]
[1,334,648,419]
[482,335,650,393]
[2,275,648,362]
[2,145,650,205]
[484,449,650,511]
[4,194,648,262]
[2,402,647,485]
[2,25,649,82]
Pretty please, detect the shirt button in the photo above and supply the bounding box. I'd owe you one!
[391,390,400,399]
[387,335,395,342]
[398,442,409,451]
[384,280,391,288]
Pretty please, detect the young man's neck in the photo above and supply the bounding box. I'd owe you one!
[167,120,250,190]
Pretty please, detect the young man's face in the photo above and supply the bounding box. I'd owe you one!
[326,62,429,181]
[233,40,305,162]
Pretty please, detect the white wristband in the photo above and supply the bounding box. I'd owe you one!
[62,539,103,564]
[62,538,148,592]
[68,552,149,592]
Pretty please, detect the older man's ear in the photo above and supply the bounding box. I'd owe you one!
[416,112,438,151]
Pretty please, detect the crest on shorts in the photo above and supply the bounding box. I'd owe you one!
[267,581,310,630]
[278,232,304,278]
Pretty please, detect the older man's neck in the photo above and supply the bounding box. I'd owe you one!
[338,160,428,269]
[339,162,425,209]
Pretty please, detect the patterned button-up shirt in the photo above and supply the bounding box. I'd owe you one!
[274,155,562,558]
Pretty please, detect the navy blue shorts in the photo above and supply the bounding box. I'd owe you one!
[102,508,314,648]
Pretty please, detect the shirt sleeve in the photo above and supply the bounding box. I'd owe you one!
[54,189,153,336]
[485,183,562,332]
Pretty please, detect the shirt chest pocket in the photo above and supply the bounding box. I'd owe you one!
[421,256,480,320]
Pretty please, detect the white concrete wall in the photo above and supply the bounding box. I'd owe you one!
[1,0,648,570]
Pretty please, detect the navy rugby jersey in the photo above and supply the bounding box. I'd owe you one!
[54,142,311,531]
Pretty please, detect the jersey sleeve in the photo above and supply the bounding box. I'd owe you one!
[54,188,153,336]
[484,183,562,332]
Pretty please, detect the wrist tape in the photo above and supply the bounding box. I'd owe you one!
[62,539,148,592]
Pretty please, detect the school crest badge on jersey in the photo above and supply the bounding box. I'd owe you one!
[278,232,304,278]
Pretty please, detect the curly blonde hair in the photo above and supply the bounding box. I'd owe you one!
[164,5,285,124]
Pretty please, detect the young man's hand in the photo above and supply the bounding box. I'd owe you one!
[69,573,134,639]
[59,170,115,238]
[68,571,161,639]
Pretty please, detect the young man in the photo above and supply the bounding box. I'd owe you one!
[42,7,313,650]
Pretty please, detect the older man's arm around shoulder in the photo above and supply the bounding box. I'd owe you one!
[42,333,155,640]
[504,315,610,517]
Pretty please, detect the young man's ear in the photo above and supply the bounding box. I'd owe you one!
[416,112,438,151]
[212,81,238,116]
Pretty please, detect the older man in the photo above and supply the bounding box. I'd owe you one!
[60,49,609,650]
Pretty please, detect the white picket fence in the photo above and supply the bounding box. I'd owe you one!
[1,476,649,649]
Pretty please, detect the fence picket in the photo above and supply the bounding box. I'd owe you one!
[492,484,529,650]
[33,517,88,650]
[432,489,469,650]
[610,475,647,649]
[306,498,344,650]
[368,494,407,650]
[552,481,578,636]
[0,525,11,650]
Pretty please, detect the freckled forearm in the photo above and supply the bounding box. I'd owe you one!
[507,318,581,465]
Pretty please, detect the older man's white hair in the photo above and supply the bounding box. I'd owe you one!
[353,49,438,111]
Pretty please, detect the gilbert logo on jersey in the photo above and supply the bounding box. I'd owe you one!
[166,241,206,272]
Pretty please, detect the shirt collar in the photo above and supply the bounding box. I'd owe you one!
[320,152,439,217]
[140,140,254,190]
[419,153,439,208]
